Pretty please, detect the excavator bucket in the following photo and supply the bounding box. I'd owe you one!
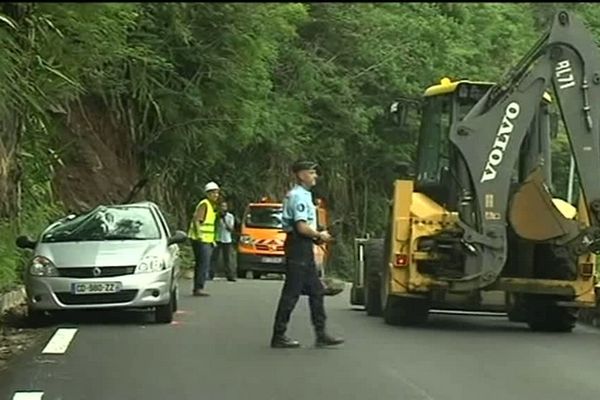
[508,167,576,241]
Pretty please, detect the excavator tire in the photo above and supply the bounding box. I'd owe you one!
[506,292,528,323]
[364,238,384,317]
[523,244,577,332]
[525,295,577,333]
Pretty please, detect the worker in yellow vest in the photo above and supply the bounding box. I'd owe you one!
[188,181,220,297]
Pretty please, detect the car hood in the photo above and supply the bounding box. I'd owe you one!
[36,240,164,267]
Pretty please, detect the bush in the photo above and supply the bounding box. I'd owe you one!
[326,238,355,281]
[0,222,21,292]
[0,203,63,293]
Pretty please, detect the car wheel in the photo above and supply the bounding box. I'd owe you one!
[252,271,263,280]
[155,295,174,324]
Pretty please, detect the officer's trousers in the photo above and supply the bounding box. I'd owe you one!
[272,259,327,336]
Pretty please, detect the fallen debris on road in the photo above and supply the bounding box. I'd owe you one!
[0,303,45,371]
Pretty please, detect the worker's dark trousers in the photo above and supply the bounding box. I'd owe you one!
[211,242,235,279]
[272,259,327,337]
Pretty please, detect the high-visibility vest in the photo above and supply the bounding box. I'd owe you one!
[188,199,216,243]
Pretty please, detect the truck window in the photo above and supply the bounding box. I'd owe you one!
[245,206,283,229]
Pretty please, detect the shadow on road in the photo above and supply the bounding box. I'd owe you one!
[16,308,157,328]
[412,314,530,333]
[343,306,541,334]
[48,309,156,326]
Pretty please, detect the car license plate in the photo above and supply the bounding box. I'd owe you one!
[262,257,283,264]
[72,282,122,295]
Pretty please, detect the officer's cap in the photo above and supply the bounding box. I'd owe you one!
[292,160,319,173]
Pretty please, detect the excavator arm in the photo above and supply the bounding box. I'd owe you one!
[448,10,600,291]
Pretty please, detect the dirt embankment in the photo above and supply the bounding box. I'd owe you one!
[52,98,141,213]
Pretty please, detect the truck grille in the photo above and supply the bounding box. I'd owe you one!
[57,266,136,278]
[256,244,284,252]
[56,290,138,305]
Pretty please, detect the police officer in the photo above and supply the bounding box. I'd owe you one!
[270,160,345,348]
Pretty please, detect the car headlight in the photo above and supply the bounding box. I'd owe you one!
[135,255,166,274]
[240,235,254,245]
[29,256,59,277]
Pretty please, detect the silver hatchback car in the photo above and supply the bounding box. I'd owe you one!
[15,202,188,324]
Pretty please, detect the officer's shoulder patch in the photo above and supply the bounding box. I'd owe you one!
[296,203,306,212]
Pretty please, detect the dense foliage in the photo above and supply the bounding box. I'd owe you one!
[0,2,598,288]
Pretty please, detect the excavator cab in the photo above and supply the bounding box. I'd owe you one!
[413,79,495,209]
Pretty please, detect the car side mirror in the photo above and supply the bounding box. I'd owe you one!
[167,230,188,246]
[16,235,36,250]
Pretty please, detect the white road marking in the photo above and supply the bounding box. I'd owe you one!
[12,392,44,400]
[41,328,78,354]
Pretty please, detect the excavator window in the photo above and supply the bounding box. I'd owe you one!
[415,82,493,207]
[414,94,454,206]
[415,95,450,184]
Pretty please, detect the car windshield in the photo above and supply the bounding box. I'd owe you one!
[245,206,282,229]
[41,206,161,242]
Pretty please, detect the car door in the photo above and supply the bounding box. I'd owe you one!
[153,206,181,280]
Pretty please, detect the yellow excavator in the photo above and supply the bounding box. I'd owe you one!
[350,10,599,332]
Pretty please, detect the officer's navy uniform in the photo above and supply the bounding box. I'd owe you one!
[270,161,344,348]
[272,184,326,336]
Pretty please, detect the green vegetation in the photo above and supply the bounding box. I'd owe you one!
[0,3,597,288]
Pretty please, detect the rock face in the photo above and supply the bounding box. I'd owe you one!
[52,99,141,214]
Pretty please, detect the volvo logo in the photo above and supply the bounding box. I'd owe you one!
[92,267,102,277]
[480,101,521,183]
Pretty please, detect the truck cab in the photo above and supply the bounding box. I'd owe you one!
[237,197,329,279]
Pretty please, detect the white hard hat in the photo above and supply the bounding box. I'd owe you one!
[204,181,220,192]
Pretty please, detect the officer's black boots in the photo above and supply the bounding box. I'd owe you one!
[271,335,301,349]
[271,332,345,348]
[315,333,345,347]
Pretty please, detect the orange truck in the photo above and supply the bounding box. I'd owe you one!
[236,197,330,279]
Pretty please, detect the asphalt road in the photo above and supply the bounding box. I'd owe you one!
[1,277,600,400]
